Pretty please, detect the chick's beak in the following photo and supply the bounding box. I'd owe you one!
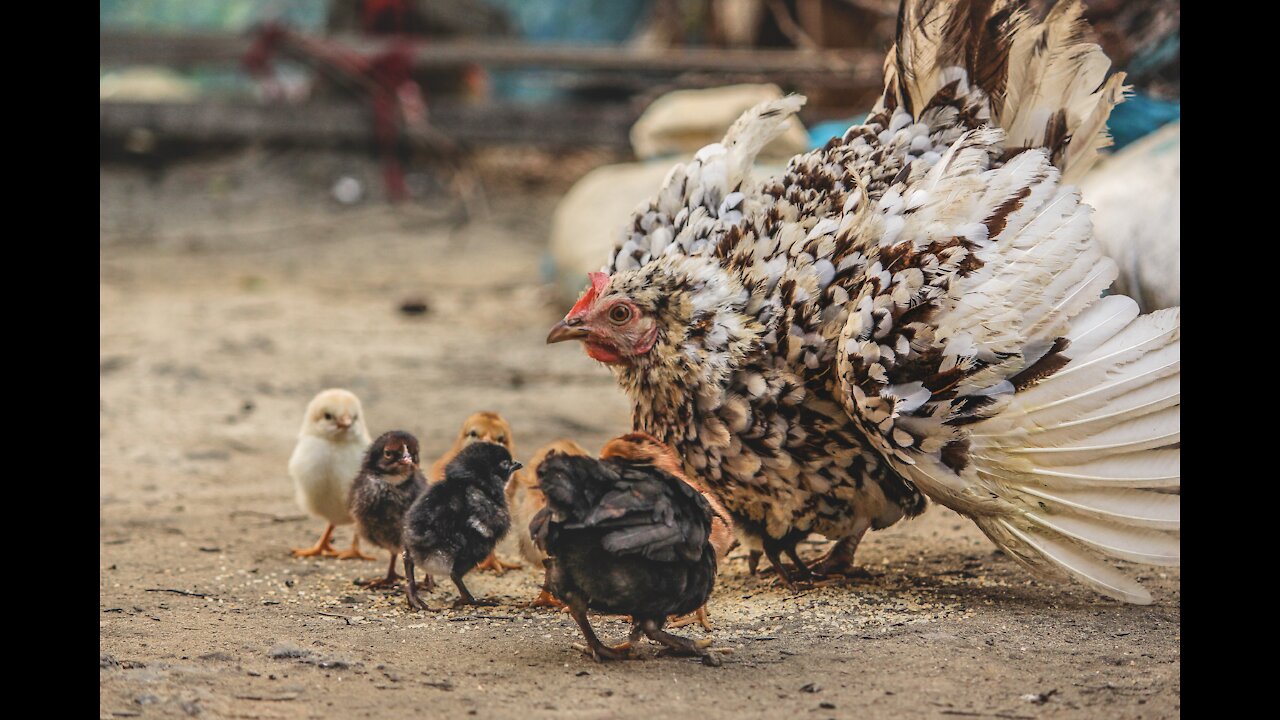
[336,414,353,429]
[508,461,524,473]
[546,319,589,344]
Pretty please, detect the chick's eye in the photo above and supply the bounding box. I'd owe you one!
[467,429,479,438]
[323,413,333,420]
[608,304,632,324]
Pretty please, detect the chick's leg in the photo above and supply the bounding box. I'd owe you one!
[641,619,720,667]
[357,552,403,588]
[335,534,377,561]
[527,587,565,609]
[450,572,498,607]
[667,605,712,631]
[403,552,436,611]
[473,552,522,575]
[292,523,340,558]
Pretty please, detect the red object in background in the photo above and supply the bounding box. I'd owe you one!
[243,22,427,203]
[361,0,410,35]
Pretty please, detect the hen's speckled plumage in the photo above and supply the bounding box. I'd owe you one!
[549,0,1178,603]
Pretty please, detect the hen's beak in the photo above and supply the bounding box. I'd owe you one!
[546,319,588,344]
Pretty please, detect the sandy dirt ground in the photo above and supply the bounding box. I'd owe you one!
[100,151,1179,719]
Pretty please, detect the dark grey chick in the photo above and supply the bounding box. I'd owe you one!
[348,431,427,589]
[401,442,522,610]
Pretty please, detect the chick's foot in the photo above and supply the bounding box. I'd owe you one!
[667,606,713,631]
[473,552,522,575]
[525,588,566,609]
[292,523,340,558]
[641,620,720,666]
[335,536,376,561]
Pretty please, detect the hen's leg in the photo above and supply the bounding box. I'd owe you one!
[335,534,377,561]
[473,552,522,575]
[811,525,870,577]
[291,523,339,558]
[763,537,814,591]
[641,619,720,667]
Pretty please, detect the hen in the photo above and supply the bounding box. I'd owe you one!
[548,0,1179,602]
[532,449,720,664]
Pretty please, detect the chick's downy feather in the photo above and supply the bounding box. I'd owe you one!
[403,442,518,585]
[289,389,371,526]
[532,452,717,620]
[348,431,427,553]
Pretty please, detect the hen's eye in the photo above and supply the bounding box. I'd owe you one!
[608,304,632,324]
[384,450,395,458]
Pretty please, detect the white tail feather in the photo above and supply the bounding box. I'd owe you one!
[993,519,1153,604]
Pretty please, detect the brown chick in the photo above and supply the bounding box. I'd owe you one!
[429,411,522,574]
[600,432,734,630]
[507,438,590,608]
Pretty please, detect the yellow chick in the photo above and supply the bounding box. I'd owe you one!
[288,389,374,560]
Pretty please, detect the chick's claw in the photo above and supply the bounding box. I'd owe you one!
[474,553,522,575]
[667,606,713,631]
[334,537,376,561]
[292,523,340,558]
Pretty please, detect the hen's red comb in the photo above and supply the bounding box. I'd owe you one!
[567,272,609,317]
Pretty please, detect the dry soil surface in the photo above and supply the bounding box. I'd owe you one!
[100,153,1180,719]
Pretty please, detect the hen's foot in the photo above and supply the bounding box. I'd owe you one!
[810,531,867,576]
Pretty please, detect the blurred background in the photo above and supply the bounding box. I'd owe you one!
[100,0,1179,296]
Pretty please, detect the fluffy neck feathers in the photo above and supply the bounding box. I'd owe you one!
[612,256,767,436]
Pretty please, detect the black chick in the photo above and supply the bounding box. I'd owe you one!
[532,451,720,665]
[401,442,522,610]
[348,431,427,589]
